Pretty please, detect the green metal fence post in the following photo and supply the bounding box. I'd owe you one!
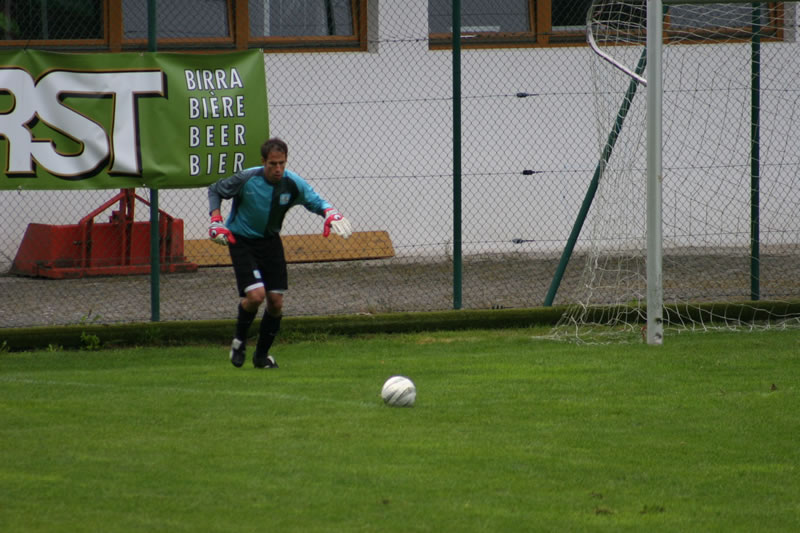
[452,0,462,310]
[750,2,761,301]
[148,0,160,321]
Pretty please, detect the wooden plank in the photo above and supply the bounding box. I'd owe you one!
[184,231,394,267]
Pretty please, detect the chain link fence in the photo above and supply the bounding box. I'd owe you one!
[2,1,799,330]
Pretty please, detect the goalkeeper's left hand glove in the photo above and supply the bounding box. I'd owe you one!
[323,208,353,239]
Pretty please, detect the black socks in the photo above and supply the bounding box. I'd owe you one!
[235,303,257,343]
[255,313,282,356]
[235,303,282,358]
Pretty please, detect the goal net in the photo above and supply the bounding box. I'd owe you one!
[552,1,800,342]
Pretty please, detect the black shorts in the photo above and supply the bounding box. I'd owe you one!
[228,235,288,297]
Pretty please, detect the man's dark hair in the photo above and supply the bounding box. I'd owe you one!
[261,137,288,159]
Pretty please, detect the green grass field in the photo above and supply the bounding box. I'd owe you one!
[2,328,799,532]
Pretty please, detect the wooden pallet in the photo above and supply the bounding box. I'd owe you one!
[184,231,394,266]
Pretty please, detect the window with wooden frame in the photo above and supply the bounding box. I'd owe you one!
[428,0,786,49]
[428,0,594,48]
[0,0,368,53]
[664,2,786,42]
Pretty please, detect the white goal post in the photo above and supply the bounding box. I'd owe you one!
[646,0,664,345]
[554,0,800,344]
[606,0,772,345]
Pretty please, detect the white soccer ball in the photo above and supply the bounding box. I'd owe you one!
[381,375,416,407]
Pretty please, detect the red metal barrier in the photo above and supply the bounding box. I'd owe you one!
[11,190,198,279]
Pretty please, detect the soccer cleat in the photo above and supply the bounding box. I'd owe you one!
[253,354,279,369]
[230,338,246,368]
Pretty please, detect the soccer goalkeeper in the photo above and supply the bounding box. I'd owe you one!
[207,137,353,368]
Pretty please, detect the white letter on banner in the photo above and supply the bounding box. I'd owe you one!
[32,72,112,176]
[0,68,38,173]
[189,126,200,147]
[234,152,245,172]
[185,70,197,91]
[229,68,243,89]
[189,98,200,119]
[235,124,246,145]
[103,71,165,174]
[189,154,200,176]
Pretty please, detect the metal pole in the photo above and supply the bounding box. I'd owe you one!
[646,0,664,344]
[148,0,160,322]
[452,0,462,310]
[41,0,49,39]
[324,0,336,35]
[750,3,761,300]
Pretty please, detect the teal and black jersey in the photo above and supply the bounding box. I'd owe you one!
[208,166,332,239]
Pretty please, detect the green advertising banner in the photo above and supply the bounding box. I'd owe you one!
[0,49,268,190]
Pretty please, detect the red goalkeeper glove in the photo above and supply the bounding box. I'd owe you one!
[209,214,236,245]
[323,208,353,239]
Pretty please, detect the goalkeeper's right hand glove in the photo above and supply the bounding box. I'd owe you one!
[209,215,236,245]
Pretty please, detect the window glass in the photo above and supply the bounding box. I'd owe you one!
[249,0,354,37]
[668,3,764,30]
[552,0,594,31]
[1,0,102,40]
[122,0,230,40]
[428,0,530,34]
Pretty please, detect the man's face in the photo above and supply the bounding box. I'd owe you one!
[263,149,287,183]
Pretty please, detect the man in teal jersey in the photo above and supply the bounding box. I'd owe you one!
[207,138,352,368]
